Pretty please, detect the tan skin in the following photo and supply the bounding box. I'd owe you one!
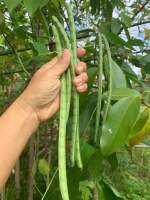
[0,48,88,190]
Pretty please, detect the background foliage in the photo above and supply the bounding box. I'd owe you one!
[0,0,150,199]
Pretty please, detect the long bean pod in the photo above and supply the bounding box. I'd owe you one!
[52,25,69,200]
[102,34,112,123]
[52,16,72,120]
[65,3,82,169]
[94,33,103,145]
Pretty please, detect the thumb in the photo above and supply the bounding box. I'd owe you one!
[51,49,71,76]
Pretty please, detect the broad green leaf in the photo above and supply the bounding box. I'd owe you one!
[128,39,144,46]
[140,54,150,64]
[129,110,150,147]
[107,153,118,172]
[111,88,141,100]
[23,0,49,16]
[143,89,150,105]
[38,159,50,176]
[100,96,140,156]
[80,139,96,166]
[111,18,121,34]
[121,62,139,83]
[104,58,127,89]
[111,60,127,89]
[87,150,103,181]
[99,179,125,199]
[129,106,149,139]
[90,0,100,14]
[33,42,49,56]
[5,0,22,12]
[105,32,132,49]
[87,66,98,89]
[144,63,150,74]
[120,13,131,28]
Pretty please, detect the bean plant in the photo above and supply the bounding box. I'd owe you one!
[0,0,150,200]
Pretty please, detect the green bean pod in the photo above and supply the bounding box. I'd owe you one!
[52,25,69,200]
[94,33,103,145]
[102,34,112,123]
[65,3,82,169]
[52,16,72,120]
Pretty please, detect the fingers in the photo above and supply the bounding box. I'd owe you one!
[76,84,88,93]
[77,48,86,57]
[73,72,88,93]
[76,62,87,74]
[51,49,71,76]
[73,72,88,85]
[74,60,88,93]
[41,48,86,75]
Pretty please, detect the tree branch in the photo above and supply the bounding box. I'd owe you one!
[131,20,150,27]
[132,0,149,21]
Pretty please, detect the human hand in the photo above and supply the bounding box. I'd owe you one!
[19,48,88,122]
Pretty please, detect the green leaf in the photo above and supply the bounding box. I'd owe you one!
[80,140,96,166]
[38,159,50,176]
[111,18,121,34]
[90,0,100,14]
[104,58,127,89]
[111,60,127,89]
[121,62,139,83]
[87,150,103,181]
[107,153,118,172]
[100,96,140,156]
[5,0,22,12]
[33,42,49,56]
[129,106,149,139]
[79,180,94,200]
[140,54,150,64]
[23,0,49,16]
[111,88,141,100]
[99,179,125,200]
[120,13,131,28]
[144,63,150,74]
[88,67,98,89]
[105,32,132,49]
[128,39,144,46]
[143,89,150,105]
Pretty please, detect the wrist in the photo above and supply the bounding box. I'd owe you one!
[15,96,40,131]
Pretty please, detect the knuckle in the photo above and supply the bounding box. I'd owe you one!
[81,72,88,81]
[76,62,86,74]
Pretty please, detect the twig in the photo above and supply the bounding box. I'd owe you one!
[41,168,58,200]
[132,0,149,21]
[2,33,30,77]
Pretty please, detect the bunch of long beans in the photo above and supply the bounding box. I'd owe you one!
[94,33,112,146]
[52,4,82,200]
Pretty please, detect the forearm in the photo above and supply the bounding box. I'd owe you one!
[0,97,39,190]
